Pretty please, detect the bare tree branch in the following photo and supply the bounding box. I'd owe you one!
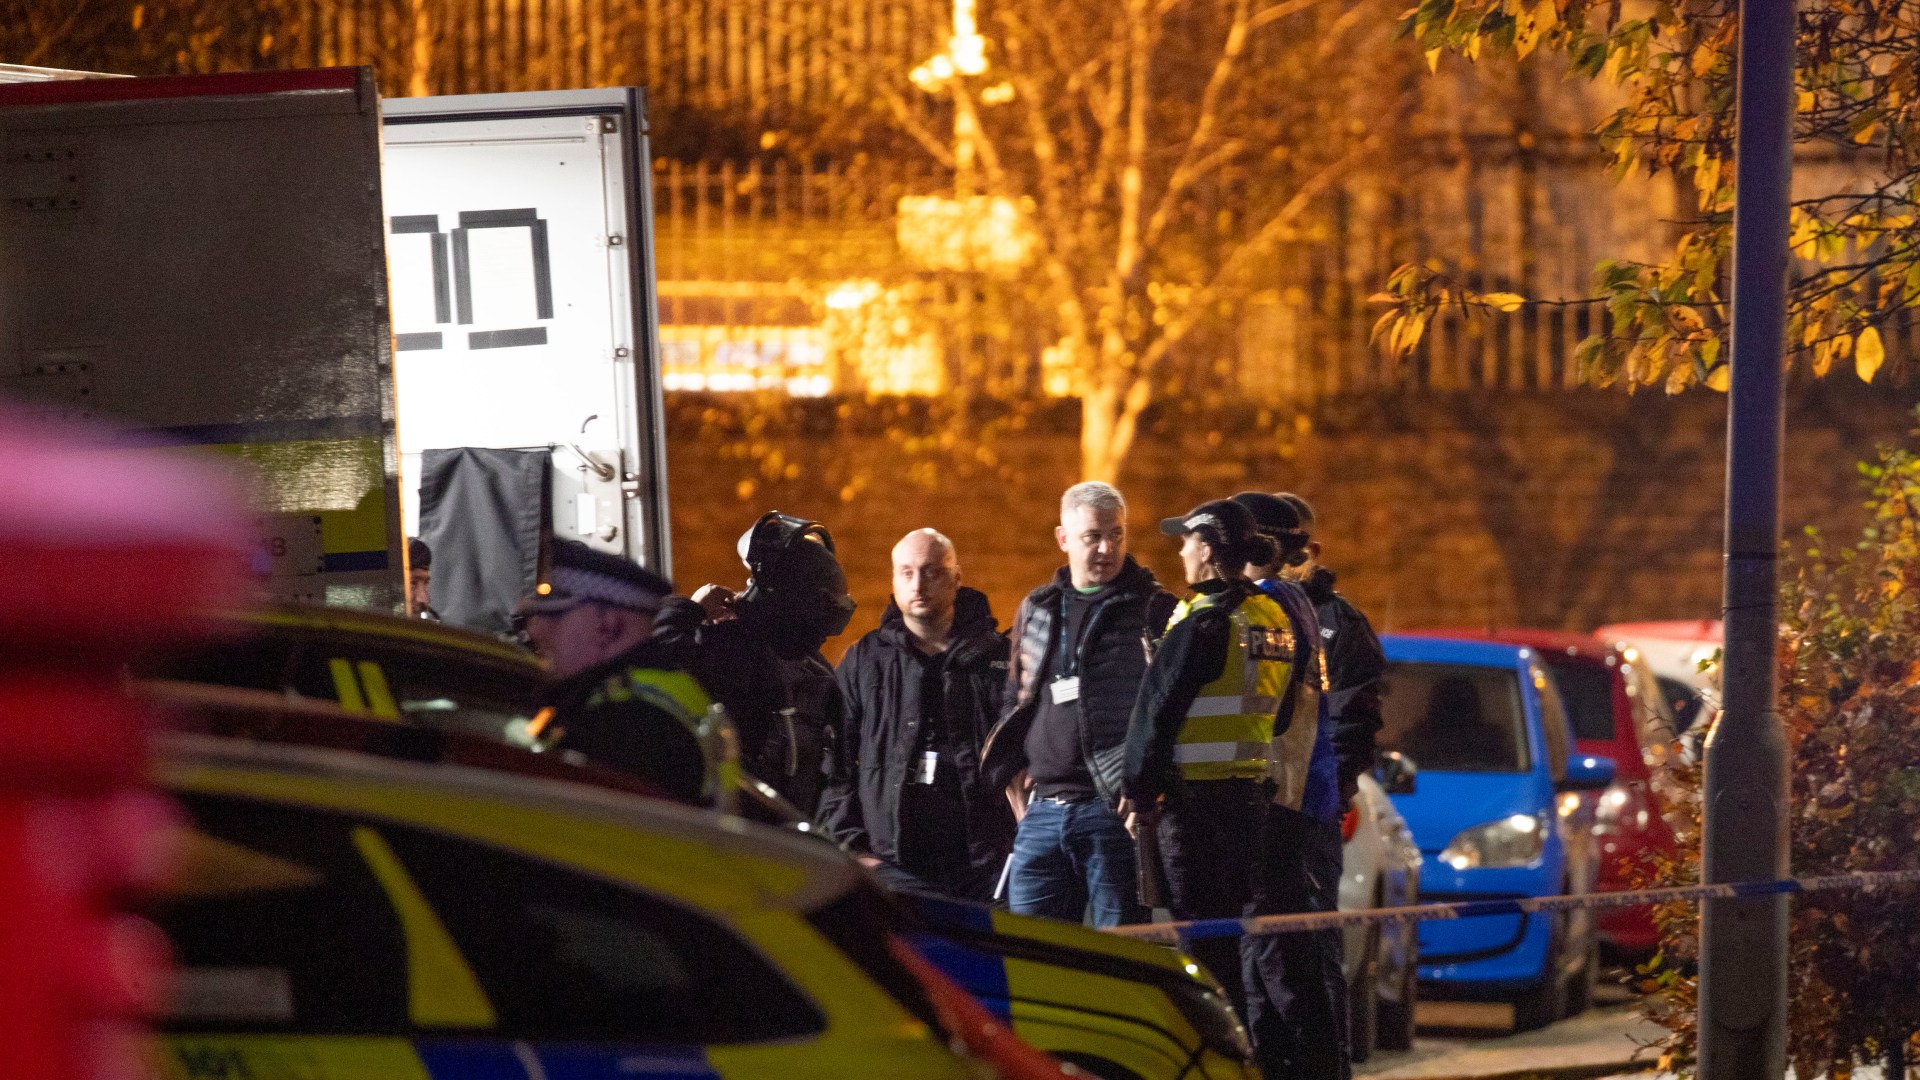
[1250,0,1333,32]
[22,0,94,66]
[882,90,962,171]
[1142,0,1252,253]
[1113,0,1154,283]
[1154,139,1375,349]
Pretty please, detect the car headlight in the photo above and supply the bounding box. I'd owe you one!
[1164,976,1254,1062]
[1594,782,1650,836]
[1439,814,1546,870]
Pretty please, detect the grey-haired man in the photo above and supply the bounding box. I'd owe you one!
[982,482,1176,926]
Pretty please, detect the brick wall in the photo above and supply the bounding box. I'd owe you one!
[666,383,1917,659]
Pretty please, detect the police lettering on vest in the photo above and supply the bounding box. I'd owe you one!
[1166,592,1296,781]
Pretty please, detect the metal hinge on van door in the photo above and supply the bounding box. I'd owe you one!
[5,353,96,422]
[4,144,81,214]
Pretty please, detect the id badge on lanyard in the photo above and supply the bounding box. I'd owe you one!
[1052,592,1084,705]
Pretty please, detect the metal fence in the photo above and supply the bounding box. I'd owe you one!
[646,153,1622,404]
[277,0,945,120]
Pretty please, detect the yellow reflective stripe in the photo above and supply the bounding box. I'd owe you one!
[1174,741,1270,764]
[1182,693,1281,717]
[350,827,496,1029]
[1187,695,1256,717]
[160,1036,432,1080]
[357,661,401,721]
[329,658,366,713]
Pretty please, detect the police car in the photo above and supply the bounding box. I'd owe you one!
[139,606,545,740]
[153,733,1056,1080]
[140,608,1260,1080]
[902,895,1254,1080]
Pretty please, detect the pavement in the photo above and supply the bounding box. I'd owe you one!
[1356,982,1664,1080]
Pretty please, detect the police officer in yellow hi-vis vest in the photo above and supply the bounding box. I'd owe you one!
[516,538,730,806]
[1124,498,1317,1022]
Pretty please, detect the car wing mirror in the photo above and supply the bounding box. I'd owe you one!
[1556,754,1616,792]
[1374,750,1417,795]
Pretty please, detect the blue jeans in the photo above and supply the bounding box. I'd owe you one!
[1006,796,1147,927]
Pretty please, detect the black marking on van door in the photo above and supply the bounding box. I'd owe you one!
[389,215,453,327]
[469,327,548,349]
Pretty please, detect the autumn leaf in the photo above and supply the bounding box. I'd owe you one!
[1478,291,1527,312]
[1858,325,1886,383]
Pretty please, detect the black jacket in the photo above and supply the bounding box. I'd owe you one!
[1302,566,1387,800]
[981,557,1177,807]
[652,596,840,814]
[820,588,1014,872]
[535,639,708,805]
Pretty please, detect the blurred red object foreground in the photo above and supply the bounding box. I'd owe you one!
[886,935,1080,1080]
[0,411,248,1080]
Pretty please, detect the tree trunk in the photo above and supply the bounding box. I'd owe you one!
[408,0,434,98]
[1079,374,1152,485]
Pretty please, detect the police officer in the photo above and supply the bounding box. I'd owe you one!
[517,538,723,806]
[1234,492,1351,1080]
[1272,493,1386,807]
[1123,499,1317,1016]
[658,512,856,815]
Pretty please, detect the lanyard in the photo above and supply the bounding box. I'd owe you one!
[1056,592,1078,678]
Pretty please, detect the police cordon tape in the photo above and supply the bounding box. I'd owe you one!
[1102,869,1920,945]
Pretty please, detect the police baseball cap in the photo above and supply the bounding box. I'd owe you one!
[1231,491,1306,535]
[1272,492,1317,533]
[517,538,674,618]
[1159,498,1260,546]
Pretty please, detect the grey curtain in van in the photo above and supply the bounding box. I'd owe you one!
[417,447,549,635]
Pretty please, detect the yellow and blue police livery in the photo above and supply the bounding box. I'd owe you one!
[152,735,988,1080]
[143,605,1254,1079]
[901,895,1257,1080]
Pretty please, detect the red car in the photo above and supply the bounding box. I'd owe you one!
[1407,629,1682,958]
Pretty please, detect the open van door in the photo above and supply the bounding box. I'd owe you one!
[0,69,403,609]
[380,89,671,629]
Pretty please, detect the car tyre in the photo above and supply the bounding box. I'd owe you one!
[1348,924,1380,1064]
[1375,929,1418,1052]
[1510,915,1568,1033]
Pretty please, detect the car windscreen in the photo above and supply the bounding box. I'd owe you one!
[1378,661,1530,773]
[1542,661,1617,742]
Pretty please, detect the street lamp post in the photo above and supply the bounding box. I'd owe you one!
[1698,0,1794,1071]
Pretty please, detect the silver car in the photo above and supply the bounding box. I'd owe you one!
[1341,761,1423,1061]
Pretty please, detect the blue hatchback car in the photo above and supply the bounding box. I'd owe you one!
[1376,634,1616,1031]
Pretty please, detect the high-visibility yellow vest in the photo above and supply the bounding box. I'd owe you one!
[540,667,740,809]
[1167,590,1297,781]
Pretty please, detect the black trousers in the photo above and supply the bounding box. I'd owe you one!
[1155,778,1268,1014]
[1244,804,1351,1080]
